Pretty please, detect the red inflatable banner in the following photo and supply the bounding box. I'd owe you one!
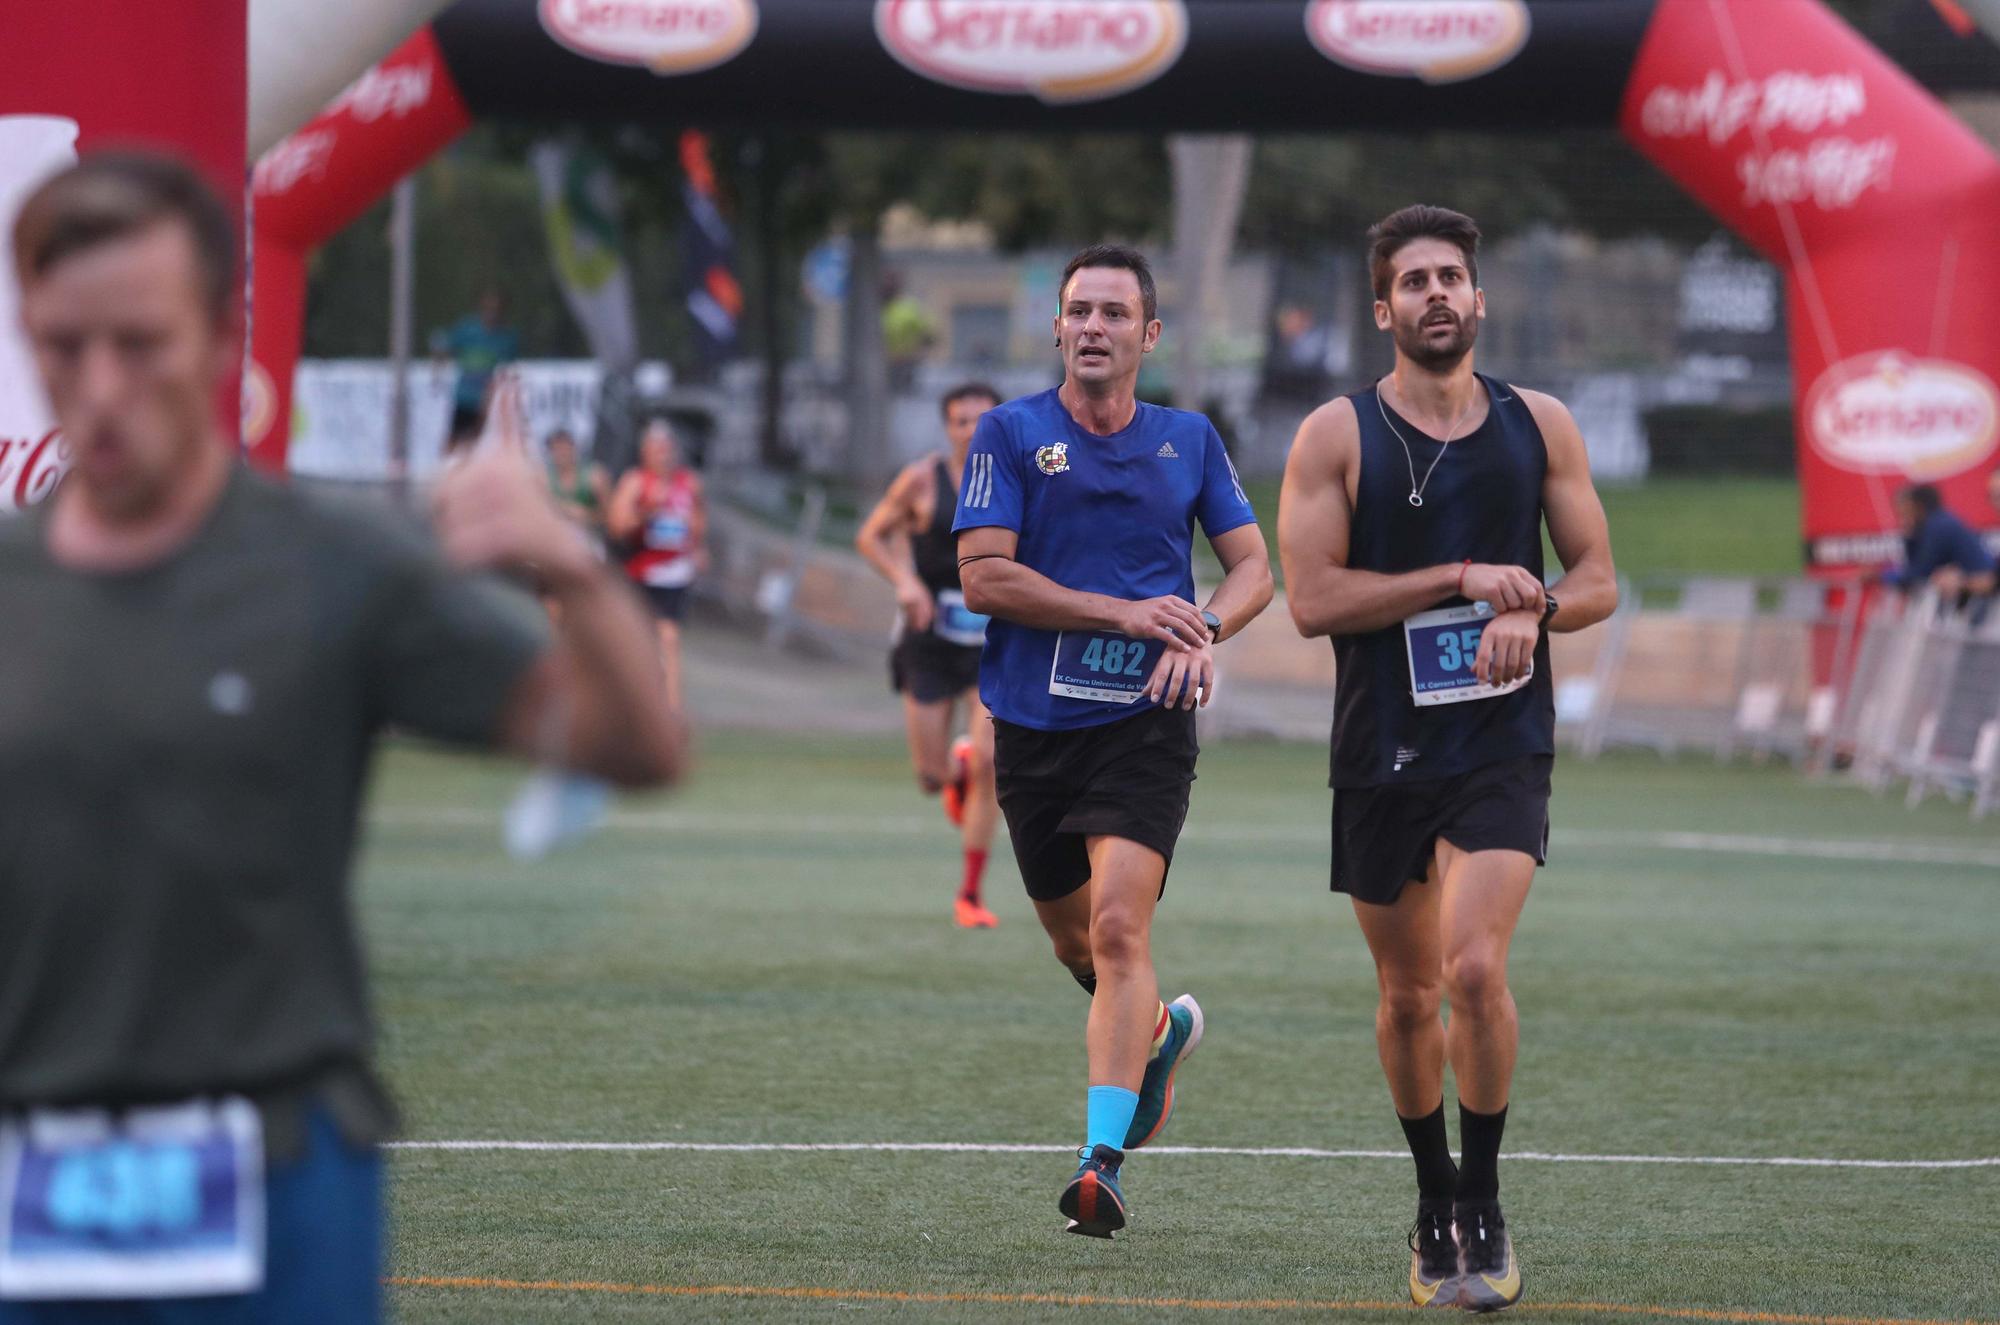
[1623,0,2000,570]
[246,27,473,470]
[0,1,247,508]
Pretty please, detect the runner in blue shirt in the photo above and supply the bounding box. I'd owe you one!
[954,244,1273,1238]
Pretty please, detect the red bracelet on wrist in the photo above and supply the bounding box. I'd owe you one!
[1456,559,1471,596]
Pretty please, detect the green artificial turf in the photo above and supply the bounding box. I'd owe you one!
[359,734,1998,1323]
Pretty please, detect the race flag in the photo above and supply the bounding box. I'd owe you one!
[680,130,742,367]
[532,137,640,376]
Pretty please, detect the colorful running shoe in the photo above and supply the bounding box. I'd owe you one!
[1408,1197,1462,1308]
[1058,1144,1128,1238]
[940,736,972,826]
[954,896,998,928]
[1123,994,1203,1149]
[1454,1200,1521,1313]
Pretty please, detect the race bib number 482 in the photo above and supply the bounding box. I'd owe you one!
[1048,630,1162,704]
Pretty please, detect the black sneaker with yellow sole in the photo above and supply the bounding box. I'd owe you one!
[1408,1197,1462,1307]
[1454,1200,1521,1313]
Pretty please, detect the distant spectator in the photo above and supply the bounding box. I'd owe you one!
[608,418,707,713]
[432,287,518,447]
[545,428,609,538]
[1883,483,1995,602]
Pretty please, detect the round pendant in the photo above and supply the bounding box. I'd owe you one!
[1408,493,1424,507]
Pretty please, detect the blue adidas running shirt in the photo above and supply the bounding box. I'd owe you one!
[952,387,1258,731]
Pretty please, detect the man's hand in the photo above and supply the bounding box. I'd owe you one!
[896,576,935,632]
[1472,609,1539,686]
[1116,595,1208,652]
[1930,565,1967,598]
[433,445,595,593]
[1459,563,1544,613]
[1146,639,1215,709]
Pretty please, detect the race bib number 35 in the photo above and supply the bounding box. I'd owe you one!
[1048,630,1161,704]
[0,1099,265,1300]
[1404,604,1532,707]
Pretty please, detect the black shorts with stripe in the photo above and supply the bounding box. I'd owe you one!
[1331,754,1551,906]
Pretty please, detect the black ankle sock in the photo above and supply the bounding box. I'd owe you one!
[1071,968,1097,997]
[1456,1102,1508,1202]
[1397,1103,1458,1201]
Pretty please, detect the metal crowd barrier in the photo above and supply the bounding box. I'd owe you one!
[1568,576,1862,767]
[1817,587,2000,818]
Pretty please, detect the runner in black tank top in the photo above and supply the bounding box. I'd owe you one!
[854,384,1006,929]
[1332,372,1555,788]
[1278,206,1618,1312]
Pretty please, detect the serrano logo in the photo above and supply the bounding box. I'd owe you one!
[540,0,758,76]
[1807,352,2000,480]
[1307,0,1529,84]
[874,0,1188,104]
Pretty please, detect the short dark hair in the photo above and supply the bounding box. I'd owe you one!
[12,151,238,324]
[1901,483,1942,515]
[939,381,1000,416]
[1368,205,1480,301]
[1059,243,1157,324]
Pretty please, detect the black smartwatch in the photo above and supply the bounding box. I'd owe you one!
[1538,593,1559,631]
[1201,610,1222,642]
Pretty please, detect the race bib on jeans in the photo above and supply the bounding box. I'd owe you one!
[1048,630,1161,704]
[0,1098,265,1300]
[932,589,989,648]
[1404,603,1532,707]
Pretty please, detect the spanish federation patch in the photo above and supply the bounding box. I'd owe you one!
[1035,442,1070,475]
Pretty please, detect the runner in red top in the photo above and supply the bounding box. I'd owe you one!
[609,418,706,712]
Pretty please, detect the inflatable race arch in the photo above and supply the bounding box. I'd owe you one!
[238,1,2000,571]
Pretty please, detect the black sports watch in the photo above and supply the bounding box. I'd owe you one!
[1538,593,1560,631]
[1201,610,1222,642]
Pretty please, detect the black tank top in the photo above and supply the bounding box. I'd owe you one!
[911,456,962,599]
[1330,374,1555,788]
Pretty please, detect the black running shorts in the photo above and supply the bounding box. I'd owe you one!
[1331,755,1552,906]
[889,634,982,704]
[641,585,690,622]
[992,705,1198,903]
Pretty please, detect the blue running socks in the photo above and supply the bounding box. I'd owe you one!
[1086,1086,1140,1154]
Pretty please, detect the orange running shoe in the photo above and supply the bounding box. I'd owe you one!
[954,896,999,928]
[940,736,973,826]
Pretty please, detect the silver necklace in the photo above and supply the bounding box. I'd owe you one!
[1377,381,1475,508]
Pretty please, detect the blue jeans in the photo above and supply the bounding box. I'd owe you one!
[0,1108,382,1325]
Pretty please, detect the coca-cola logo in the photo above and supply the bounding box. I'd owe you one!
[540,0,759,75]
[0,430,70,511]
[1307,0,1529,84]
[1807,352,1999,480]
[875,0,1188,104]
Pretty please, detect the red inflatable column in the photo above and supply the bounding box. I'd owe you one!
[0,1,247,507]
[247,26,474,472]
[1622,0,2000,573]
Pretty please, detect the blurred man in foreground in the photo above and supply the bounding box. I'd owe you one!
[0,152,682,1322]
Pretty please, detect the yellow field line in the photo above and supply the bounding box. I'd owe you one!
[388,1276,1988,1323]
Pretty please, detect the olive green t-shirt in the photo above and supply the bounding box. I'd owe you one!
[0,466,546,1132]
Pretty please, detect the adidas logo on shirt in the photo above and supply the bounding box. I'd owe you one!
[1156,441,1179,459]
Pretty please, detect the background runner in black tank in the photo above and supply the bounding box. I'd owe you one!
[1279,205,1619,1312]
[1332,372,1555,789]
[855,383,1005,929]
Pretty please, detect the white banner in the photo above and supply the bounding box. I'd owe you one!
[286,358,671,480]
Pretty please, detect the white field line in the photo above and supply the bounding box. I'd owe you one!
[384,1139,1999,1170]
[367,806,2000,869]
